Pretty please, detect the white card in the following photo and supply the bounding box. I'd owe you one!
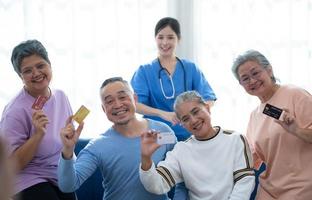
[157,132,176,145]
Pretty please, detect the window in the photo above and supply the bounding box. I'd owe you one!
[193,0,312,133]
[0,0,167,137]
[1,0,311,137]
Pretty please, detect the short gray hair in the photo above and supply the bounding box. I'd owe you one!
[99,76,133,95]
[231,50,276,83]
[174,91,205,119]
[11,39,50,75]
[100,77,129,89]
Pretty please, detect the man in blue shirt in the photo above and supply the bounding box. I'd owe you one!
[57,77,179,200]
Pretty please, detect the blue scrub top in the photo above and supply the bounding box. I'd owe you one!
[131,58,216,141]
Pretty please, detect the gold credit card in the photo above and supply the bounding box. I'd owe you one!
[73,105,90,124]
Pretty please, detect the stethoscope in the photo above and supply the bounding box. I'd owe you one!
[158,57,186,99]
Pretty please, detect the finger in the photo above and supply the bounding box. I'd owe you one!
[60,127,67,138]
[32,110,45,121]
[284,116,294,125]
[141,133,145,140]
[169,119,176,125]
[282,108,290,113]
[171,120,178,126]
[274,119,289,129]
[63,129,75,140]
[32,111,38,119]
[75,122,84,139]
[62,124,74,135]
[65,116,73,126]
[142,131,149,138]
[32,109,41,116]
[63,121,74,132]
[142,132,151,141]
[153,132,160,140]
[66,124,75,136]
[288,117,294,123]
[37,115,49,122]
[40,119,49,128]
[66,132,75,140]
[143,131,156,141]
[175,117,180,124]
[151,130,159,138]
[38,115,49,122]
[171,116,179,125]
[146,130,155,137]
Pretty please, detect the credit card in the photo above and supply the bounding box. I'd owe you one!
[263,103,284,120]
[72,105,90,124]
[157,132,176,145]
[32,95,48,110]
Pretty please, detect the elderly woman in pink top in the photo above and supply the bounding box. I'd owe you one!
[231,50,312,200]
[0,40,75,200]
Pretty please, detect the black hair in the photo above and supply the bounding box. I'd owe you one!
[155,17,181,39]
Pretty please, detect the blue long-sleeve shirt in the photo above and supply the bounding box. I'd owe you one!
[58,119,178,200]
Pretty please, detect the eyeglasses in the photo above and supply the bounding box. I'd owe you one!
[20,63,49,78]
[239,69,264,85]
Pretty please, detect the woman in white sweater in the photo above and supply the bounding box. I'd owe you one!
[139,90,255,200]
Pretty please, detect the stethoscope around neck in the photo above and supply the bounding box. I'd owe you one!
[158,57,186,99]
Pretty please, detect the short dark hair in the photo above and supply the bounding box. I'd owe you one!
[11,39,51,75]
[100,77,129,89]
[155,17,181,39]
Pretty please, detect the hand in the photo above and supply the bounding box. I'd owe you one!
[140,130,161,170]
[141,130,161,158]
[32,110,49,136]
[159,111,180,126]
[275,109,298,134]
[60,116,84,159]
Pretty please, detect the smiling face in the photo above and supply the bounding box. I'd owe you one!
[237,60,274,99]
[176,100,214,140]
[100,81,137,126]
[155,25,179,58]
[19,54,52,97]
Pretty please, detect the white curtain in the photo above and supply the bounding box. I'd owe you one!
[193,0,312,133]
[1,0,311,136]
[0,0,167,137]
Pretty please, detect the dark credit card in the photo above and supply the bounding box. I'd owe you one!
[263,103,283,120]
